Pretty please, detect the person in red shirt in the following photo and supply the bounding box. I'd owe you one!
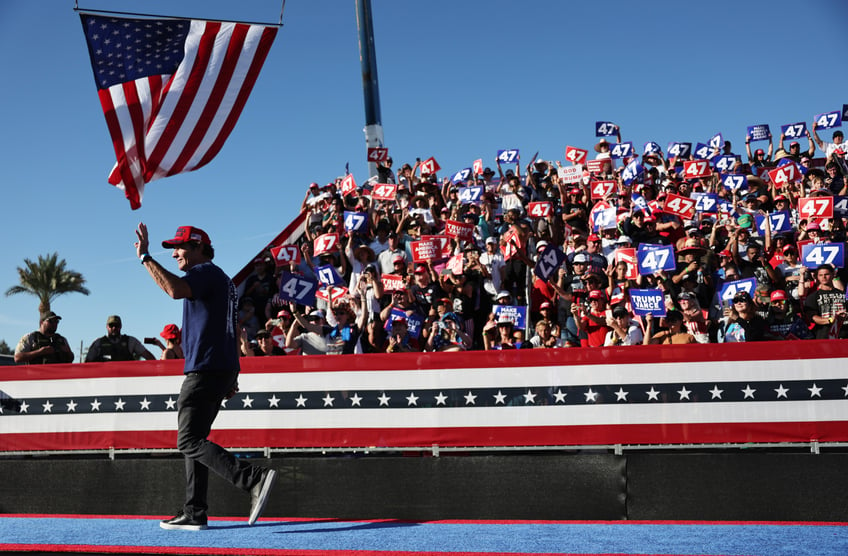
[573,289,611,347]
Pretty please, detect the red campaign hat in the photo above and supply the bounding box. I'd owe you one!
[160,324,180,340]
[587,234,601,242]
[588,289,606,300]
[770,290,788,302]
[162,226,211,248]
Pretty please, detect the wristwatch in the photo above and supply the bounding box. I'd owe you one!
[140,253,152,265]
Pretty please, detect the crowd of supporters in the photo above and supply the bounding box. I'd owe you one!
[238,119,848,356]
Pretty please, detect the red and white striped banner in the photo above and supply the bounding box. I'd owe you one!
[2,341,847,451]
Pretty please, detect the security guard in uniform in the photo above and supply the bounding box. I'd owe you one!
[85,315,155,362]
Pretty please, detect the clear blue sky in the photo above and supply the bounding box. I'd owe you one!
[1,0,846,358]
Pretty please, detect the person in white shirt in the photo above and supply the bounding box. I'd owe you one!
[604,305,644,346]
[479,236,505,300]
[812,126,846,163]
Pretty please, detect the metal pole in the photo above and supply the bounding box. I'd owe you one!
[355,0,384,180]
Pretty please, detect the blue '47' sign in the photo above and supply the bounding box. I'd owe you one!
[278,271,318,306]
[637,244,676,275]
[802,243,845,268]
[534,245,565,281]
[755,211,793,234]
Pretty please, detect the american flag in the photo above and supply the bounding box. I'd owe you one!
[1,342,847,452]
[80,14,277,209]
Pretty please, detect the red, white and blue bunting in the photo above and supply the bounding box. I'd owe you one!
[2,341,847,451]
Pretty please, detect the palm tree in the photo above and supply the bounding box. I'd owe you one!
[5,253,90,317]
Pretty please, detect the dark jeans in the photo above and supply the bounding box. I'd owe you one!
[177,370,261,519]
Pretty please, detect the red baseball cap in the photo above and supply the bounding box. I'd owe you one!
[162,226,211,248]
[770,290,787,302]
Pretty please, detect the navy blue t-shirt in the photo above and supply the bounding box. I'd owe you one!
[181,261,240,373]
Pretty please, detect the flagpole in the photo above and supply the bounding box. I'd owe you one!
[355,0,384,180]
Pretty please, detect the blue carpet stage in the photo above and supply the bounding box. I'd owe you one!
[0,516,846,555]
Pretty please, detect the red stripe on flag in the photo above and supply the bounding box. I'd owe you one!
[167,23,247,176]
[195,26,278,170]
[143,21,220,182]
[98,89,142,209]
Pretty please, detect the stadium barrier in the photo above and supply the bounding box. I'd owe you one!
[2,340,846,454]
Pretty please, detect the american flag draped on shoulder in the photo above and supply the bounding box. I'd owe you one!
[80,13,277,209]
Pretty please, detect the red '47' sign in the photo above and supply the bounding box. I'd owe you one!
[340,174,357,197]
[615,248,639,280]
[799,196,833,219]
[420,157,441,175]
[367,147,388,162]
[590,180,616,200]
[662,193,696,219]
[683,159,712,179]
[527,202,552,218]
[565,146,588,165]
[768,163,801,188]
[270,244,301,267]
[371,183,397,201]
[313,233,340,256]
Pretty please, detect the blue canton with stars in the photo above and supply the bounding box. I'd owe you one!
[1,379,847,415]
[81,14,189,90]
